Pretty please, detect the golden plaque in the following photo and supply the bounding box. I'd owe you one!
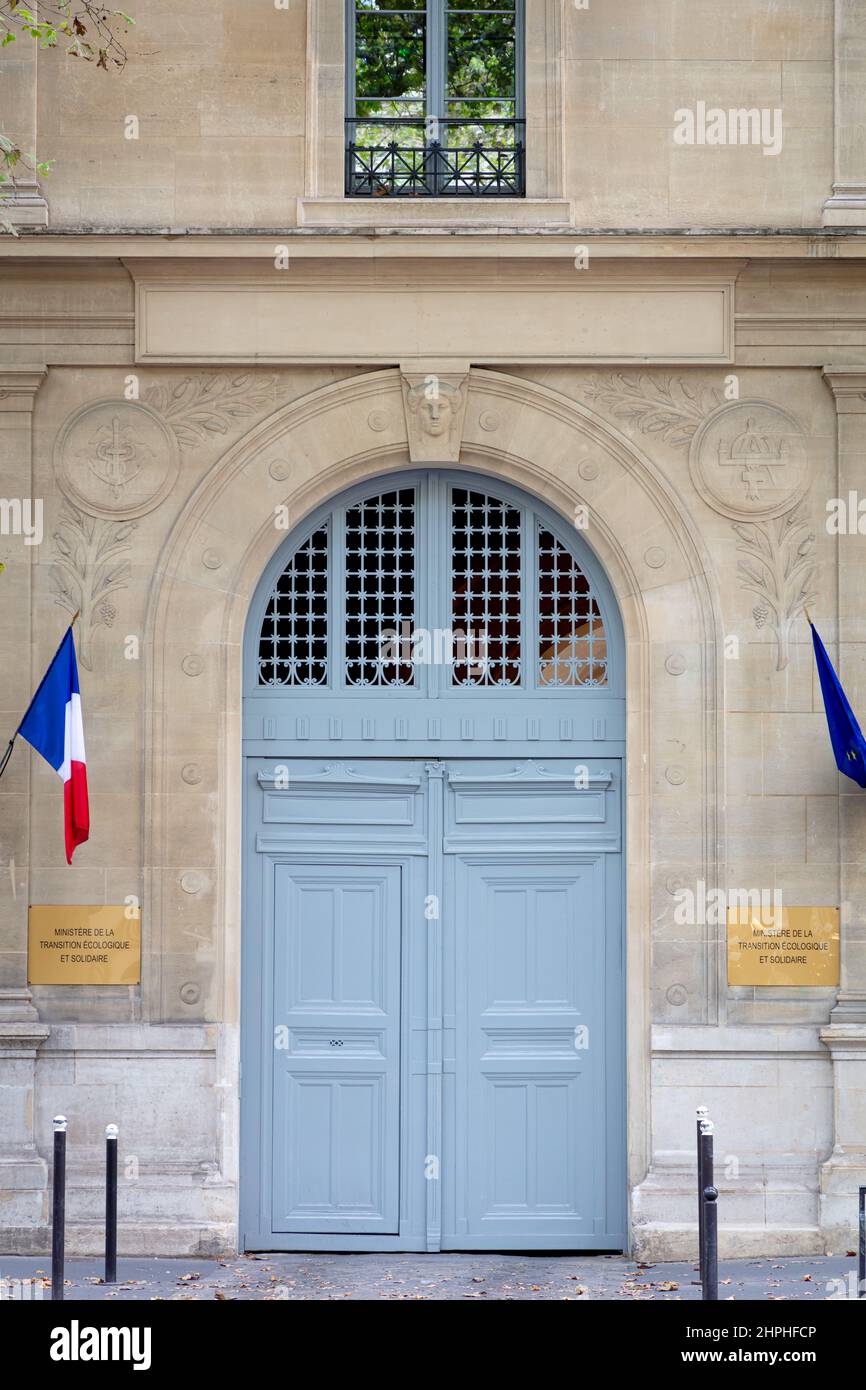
[727,905,839,987]
[28,906,141,986]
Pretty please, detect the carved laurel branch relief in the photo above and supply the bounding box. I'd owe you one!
[581,372,723,448]
[52,373,278,667]
[142,372,278,451]
[51,503,137,671]
[580,373,818,672]
[733,506,817,672]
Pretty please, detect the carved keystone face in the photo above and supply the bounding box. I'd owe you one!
[408,382,461,439]
[421,393,452,436]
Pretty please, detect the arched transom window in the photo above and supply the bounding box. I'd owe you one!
[256,475,609,694]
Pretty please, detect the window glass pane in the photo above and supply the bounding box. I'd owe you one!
[258,525,328,687]
[442,101,517,148]
[355,12,426,106]
[537,528,608,687]
[345,488,416,688]
[349,0,523,196]
[451,486,521,687]
[446,11,515,101]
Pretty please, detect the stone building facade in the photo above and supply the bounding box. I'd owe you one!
[1,0,866,1257]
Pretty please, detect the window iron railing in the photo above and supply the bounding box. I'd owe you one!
[345,117,525,198]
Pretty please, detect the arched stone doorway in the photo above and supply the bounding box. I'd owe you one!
[142,367,721,1254]
[240,467,626,1250]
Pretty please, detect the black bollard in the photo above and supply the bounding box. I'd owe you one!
[51,1115,67,1302]
[696,1105,708,1283]
[105,1124,118,1285]
[859,1185,865,1299]
[702,1184,719,1301]
[699,1117,715,1299]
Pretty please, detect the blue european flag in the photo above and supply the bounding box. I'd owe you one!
[811,620,866,788]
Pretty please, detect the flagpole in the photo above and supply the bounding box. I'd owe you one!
[0,736,15,780]
[0,609,81,782]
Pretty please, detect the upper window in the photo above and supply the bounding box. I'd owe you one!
[346,1,524,198]
[256,476,609,693]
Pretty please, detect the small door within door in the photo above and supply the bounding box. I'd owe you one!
[270,862,402,1234]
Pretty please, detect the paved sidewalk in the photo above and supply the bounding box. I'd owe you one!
[0,1252,857,1301]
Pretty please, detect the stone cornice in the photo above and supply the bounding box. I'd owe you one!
[0,1022,51,1057]
[820,1023,866,1057]
[0,364,47,411]
[823,365,866,409]
[0,230,865,262]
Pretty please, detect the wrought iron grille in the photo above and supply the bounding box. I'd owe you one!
[258,480,609,694]
[537,527,608,687]
[345,487,417,687]
[345,119,525,198]
[258,524,328,687]
[451,486,521,687]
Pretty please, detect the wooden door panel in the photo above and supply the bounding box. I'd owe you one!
[271,863,402,1233]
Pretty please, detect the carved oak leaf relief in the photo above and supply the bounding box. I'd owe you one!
[142,372,278,450]
[733,505,817,672]
[51,501,137,671]
[581,373,723,449]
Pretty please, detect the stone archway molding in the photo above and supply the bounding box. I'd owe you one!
[143,365,724,1248]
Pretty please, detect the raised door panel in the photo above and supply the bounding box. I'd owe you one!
[271,863,402,1233]
[444,837,625,1248]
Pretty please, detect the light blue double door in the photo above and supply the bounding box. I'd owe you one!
[240,469,626,1250]
[242,756,625,1251]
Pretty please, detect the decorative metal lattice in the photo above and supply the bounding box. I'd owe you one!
[346,122,525,198]
[537,527,608,687]
[258,524,328,686]
[451,486,521,686]
[345,487,416,687]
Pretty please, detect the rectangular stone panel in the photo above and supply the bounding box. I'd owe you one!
[134,274,735,364]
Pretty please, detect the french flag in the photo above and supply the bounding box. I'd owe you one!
[18,626,89,863]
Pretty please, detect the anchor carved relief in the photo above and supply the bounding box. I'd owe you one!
[86,413,148,498]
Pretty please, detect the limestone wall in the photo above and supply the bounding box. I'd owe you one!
[0,0,844,229]
[1,245,864,1253]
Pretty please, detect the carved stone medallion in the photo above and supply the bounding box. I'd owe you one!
[54,399,180,519]
[688,401,808,521]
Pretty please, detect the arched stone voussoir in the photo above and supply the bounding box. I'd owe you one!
[141,365,727,1187]
[462,369,720,642]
